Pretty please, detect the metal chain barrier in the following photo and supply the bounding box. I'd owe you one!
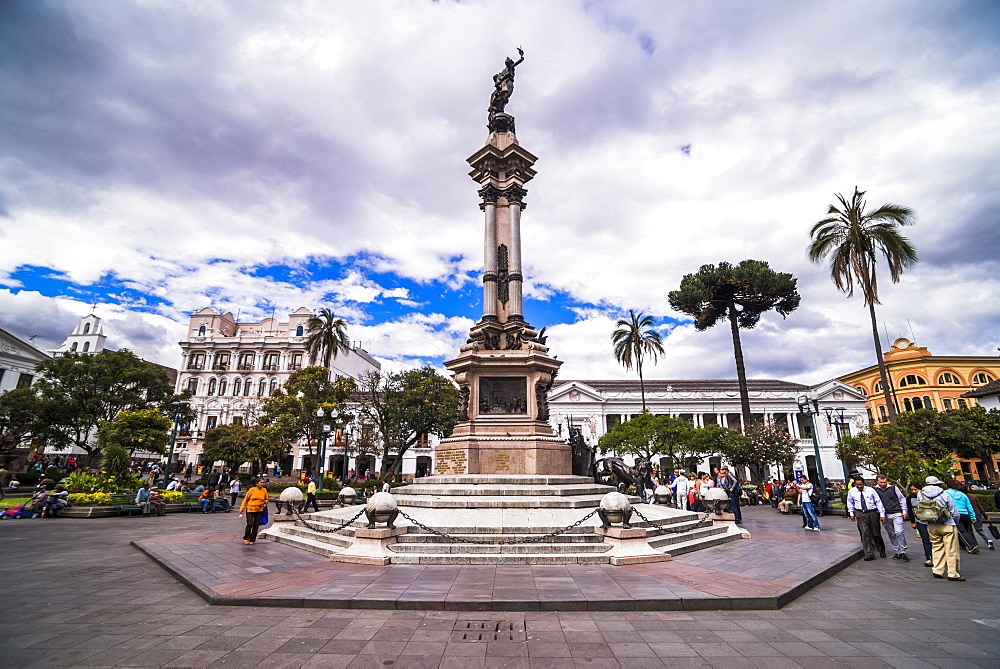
[631,507,713,533]
[396,509,599,545]
[292,507,366,534]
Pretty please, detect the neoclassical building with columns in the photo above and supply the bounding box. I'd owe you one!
[547,378,869,483]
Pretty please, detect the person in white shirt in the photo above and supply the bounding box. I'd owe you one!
[166,478,181,491]
[797,477,821,531]
[846,477,887,560]
[229,478,241,508]
[672,470,690,510]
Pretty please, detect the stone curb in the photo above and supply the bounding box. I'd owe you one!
[132,538,863,612]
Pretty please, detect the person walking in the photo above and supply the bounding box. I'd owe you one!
[302,478,319,513]
[229,477,241,509]
[907,482,934,567]
[917,476,963,581]
[797,477,821,531]
[847,477,886,561]
[944,479,980,554]
[873,474,909,561]
[962,484,995,550]
[239,479,270,545]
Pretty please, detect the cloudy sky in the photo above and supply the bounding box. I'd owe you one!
[2,0,998,385]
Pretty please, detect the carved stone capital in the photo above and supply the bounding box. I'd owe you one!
[488,112,516,134]
[478,184,502,205]
[503,184,528,205]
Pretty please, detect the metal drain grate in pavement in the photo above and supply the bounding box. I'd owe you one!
[451,619,527,642]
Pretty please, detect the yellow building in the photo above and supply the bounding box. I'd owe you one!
[838,338,1000,481]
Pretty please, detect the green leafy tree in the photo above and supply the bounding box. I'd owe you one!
[668,260,800,429]
[98,408,172,456]
[951,406,1000,483]
[202,424,255,472]
[896,408,973,460]
[836,423,923,487]
[808,187,917,424]
[355,367,460,481]
[305,308,350,369]
[258,366,356,468]
[721,419,800,484]
[611,310,665,412]
[31,350,175,466]
[598,412,685,462]
[0,387,42,465]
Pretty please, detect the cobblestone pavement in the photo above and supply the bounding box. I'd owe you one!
[1,504,998,667]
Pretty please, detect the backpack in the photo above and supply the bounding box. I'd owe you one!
[914,491,951,524]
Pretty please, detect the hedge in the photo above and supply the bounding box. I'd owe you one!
[970,492,997,513]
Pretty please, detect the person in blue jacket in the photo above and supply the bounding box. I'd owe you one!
[945,479,980,554]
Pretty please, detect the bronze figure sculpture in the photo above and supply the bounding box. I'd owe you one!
[489,47,524,115]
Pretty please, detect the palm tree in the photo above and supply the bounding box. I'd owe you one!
[305,309,351,369]
[612,310,665,412]
[808,187,916,424]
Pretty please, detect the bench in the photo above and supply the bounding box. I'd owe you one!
[109,494,143,517]
[183,492,231,513]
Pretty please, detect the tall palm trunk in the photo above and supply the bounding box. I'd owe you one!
[868,300,897,424]
[638,360,647,412]
[727,303,752,431]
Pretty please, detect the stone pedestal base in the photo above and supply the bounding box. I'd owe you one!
[436,434,570,475]
[594,526,671,566]
[329,527,406,566]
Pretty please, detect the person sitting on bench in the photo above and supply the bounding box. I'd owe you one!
[198,486,218,513]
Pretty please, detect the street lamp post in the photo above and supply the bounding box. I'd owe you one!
[824,406,852,484]
[341,425,352,485]
[796,392,828,502]
[161,401,190,489]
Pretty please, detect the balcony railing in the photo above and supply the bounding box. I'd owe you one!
[237,363,254,371]
[212,363,230,371]
[289,364,302,370]
[262,364,278,371]
[187,364,204,370]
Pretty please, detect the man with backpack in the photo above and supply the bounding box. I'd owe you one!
[916,476,963,581]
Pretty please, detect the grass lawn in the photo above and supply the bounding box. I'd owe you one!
[0,497,32,509]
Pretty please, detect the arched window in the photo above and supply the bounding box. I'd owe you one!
[207,378,217,396]
[269,379,279,394]
[244,378,252,396]
[855,386,867,397]
[904,397,913,412]
[186,378,198,394]
[898,374,927,387]
[295,325,304,337]
[198,325,207,336]
[258,379,267,397]
[83,341,90,352]
[973,372,995,386]
[878,405,888,421]
[83,323,91,334]
[874,380,884,393]
[943,398,953,410]
[958,399,968,408]
[233,378,242,397]
[923,395,933,409]
[938,372,962,385]
[218,379,227,396]
[70,342,78,352]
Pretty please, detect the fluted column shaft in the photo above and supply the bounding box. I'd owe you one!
[483,203,498,319]
[509,201,523,318]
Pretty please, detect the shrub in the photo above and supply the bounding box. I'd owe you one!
[970,492,996,513]
[159,490,183,504]
[39,478,56,490]
[63,471,143,493]
[68,492,114,506]
[15,471,41,486]
[44,466,62,481]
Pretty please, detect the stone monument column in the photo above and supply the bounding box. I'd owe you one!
[435,50,569,476]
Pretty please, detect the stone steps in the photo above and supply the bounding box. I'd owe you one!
[657,529,743,557]
[387,553,613,565]
[395,532,603,544]
[279,524,355,547]
[389,494,634,509]
[263,528,343,557]
[388,541,613,555]
[646,524,729,549]
[417,475,595,486]
[396,484,616,497]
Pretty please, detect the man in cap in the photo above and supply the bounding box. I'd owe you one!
[919,476,963,581]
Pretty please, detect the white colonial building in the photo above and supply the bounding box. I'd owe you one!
[547,378,869,483]
[46,313,108,356]
[175,307,412,477]
[0,328,51,392]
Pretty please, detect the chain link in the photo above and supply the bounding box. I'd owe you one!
[631,507,713,533]
[292,508,366,534]
[396,509,599,545]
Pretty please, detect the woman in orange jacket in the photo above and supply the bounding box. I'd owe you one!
[239,479,270,544]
